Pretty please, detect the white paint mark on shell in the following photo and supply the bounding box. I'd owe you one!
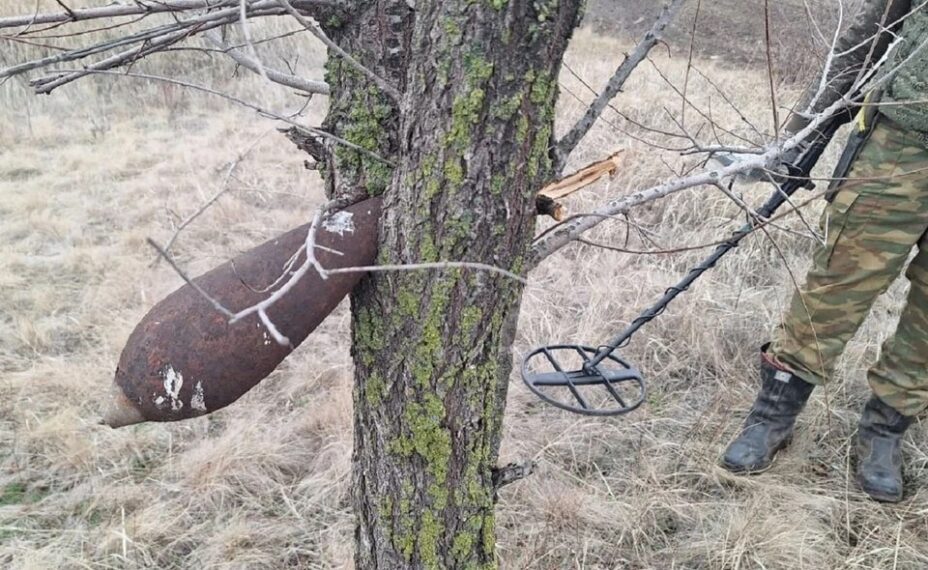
[322,211,355,236]
[161,365,184,412]
[191,381,207,413]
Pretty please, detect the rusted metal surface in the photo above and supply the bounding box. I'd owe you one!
[103,197,382,428]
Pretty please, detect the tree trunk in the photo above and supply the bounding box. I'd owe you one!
[322,2,583,567]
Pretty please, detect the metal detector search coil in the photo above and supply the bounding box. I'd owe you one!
[521,345,646,416]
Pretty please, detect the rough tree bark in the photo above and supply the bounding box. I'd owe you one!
[320,1,584,567]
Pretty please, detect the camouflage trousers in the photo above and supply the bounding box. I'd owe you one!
[768,116,928,417]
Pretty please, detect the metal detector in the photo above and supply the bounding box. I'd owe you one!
[522,115,848,416]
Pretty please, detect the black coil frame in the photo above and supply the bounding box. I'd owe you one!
[521,345,646,416]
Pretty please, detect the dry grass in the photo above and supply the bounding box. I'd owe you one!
[2,10,928,570]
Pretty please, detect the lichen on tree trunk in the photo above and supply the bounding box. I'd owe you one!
[321,1,583,567]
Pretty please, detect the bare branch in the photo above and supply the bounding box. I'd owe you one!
[647,56,760,148]
[0,0,339,29]
[259,308,292,347]
[3,12,230,79]
[555,0,685,168]
[529,91,865,269]
[30,21,232,93]
[0,0,229,28]
[225,204,331,339]
[0,0,342,90]
[204,30,330,95]
[222,204,528,346]
[576,183,835,259]
[558,73,694,153]
[273,0,401,101]
[689,65,766,142]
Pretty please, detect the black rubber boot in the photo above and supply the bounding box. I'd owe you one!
[856,395,914,503]
[722,352,815,474]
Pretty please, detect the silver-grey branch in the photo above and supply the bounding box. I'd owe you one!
[204,31,330,95]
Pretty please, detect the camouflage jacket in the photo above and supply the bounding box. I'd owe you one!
[787,0,928,133]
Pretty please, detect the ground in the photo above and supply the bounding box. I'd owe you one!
[1,4,927,569]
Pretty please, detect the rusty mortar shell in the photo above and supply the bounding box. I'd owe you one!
[102,197,382,428]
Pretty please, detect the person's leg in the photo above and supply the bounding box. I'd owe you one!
[868,233,928,416]
[857,231,928,502]
[768,119,928,385]
[724,118,928,474]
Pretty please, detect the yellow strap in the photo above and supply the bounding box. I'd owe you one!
[856,92,873,133]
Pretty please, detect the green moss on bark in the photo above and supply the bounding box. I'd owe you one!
[324,58,396,197]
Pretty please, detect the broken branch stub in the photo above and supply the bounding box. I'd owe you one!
[534,150,624,220]
[102,197,382,428]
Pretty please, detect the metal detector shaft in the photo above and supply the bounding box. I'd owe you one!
[583,117,846,372]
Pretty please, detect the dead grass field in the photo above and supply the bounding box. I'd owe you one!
[2,5,928,569]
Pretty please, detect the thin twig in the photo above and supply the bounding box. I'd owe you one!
[222,204,528,345]
[40,68,392,166]
[239,0,269,84]
[259,307,292,347]
[557,78,692,153]
[763,0,780,140]
[146,238,234,318]
[28,18,236,91]
[577,185,831,257]
[690,65,766,144]
[647,56,760,148]
[159,128,273,261]
[680,0,702,130]
[3,11,227,79]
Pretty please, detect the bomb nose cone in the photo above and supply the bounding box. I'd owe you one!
[100,385,145,428]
